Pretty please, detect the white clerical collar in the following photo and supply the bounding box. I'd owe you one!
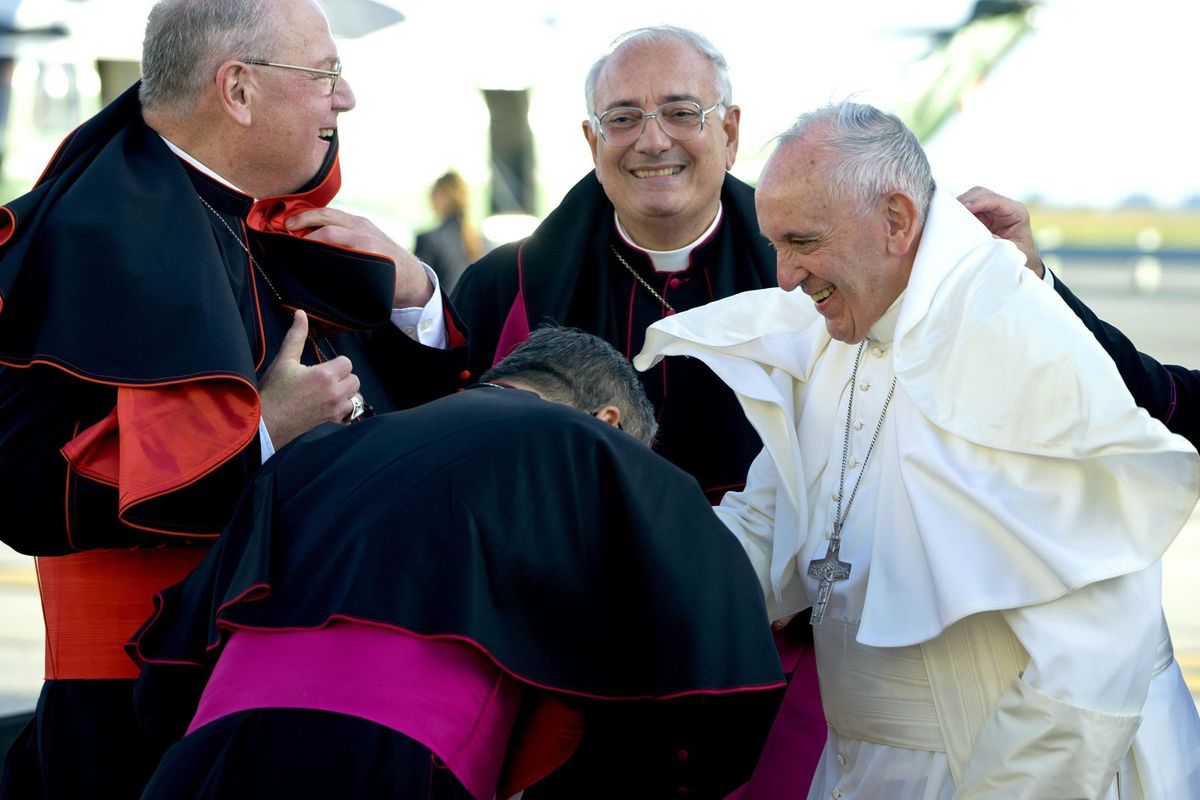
[868,290,906,345]
[613,204,724,273]
[159,135,251,197]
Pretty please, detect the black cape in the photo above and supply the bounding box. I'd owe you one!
[0,82,469,554]
[1053,275,1200,449]
[0,82,467,800]
[452,172,776,502]
[131,387,785,796]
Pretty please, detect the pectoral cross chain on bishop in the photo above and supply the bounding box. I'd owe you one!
[807,527,852,626]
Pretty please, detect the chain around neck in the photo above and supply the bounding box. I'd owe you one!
[196,193,344,366]
[609,245,676,313]
[830,342,898,540]
[196,193,286,306]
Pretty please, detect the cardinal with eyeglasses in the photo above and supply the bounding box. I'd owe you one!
[0,1,471,798]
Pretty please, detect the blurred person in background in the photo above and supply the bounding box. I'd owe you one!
[414,170,483,294]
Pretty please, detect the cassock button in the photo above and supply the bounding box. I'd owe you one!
[458,369,471,381]
[676,749,689,762]
[667,277,682,289]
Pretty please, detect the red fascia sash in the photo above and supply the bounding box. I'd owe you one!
[37,547,206,679]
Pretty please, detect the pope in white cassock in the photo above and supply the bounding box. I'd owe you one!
[636,102,1200,799]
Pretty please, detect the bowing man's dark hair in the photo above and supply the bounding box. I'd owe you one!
[482,326,658,446]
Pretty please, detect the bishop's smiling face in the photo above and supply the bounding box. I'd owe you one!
[582,38,739,251]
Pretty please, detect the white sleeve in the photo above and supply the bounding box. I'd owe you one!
[390,261,447,349]
[258,417,275,462]
[714,447,779,599]
[955,567,1161,798]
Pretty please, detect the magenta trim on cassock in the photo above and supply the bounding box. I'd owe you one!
[492,243,532,366]
[188,621,519,800]
[725,645,825,800]
[1164,377,1178,426]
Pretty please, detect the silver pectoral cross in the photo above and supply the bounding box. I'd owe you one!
[807,532,852,626]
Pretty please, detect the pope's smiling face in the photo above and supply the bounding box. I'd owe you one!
[756,136,911,344]
[582,37,740,251]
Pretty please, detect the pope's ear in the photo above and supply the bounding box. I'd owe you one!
[883,191,919,256]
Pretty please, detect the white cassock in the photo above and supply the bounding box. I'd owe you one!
[635,190,1200,799]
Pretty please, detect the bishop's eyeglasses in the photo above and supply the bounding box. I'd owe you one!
[244,58,342,95]
[593,100,723,147]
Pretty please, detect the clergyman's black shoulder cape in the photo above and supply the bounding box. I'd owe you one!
[131,387,784,793]
[0,83,426,546]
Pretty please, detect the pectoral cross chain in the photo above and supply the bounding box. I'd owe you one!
[807,532,852,626]
[804,343,897,627]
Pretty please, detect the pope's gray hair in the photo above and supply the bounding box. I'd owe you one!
[140,0,281,117]
[778,101,935,222]
[584,25,731,130]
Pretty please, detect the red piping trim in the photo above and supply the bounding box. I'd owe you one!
[63,421,80,550]
[133,606,785,700]
[0,205,15,248]
[0,355,253,388]
[34,121,82,187]
[238,219,268,371]
[702,482,747,495]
